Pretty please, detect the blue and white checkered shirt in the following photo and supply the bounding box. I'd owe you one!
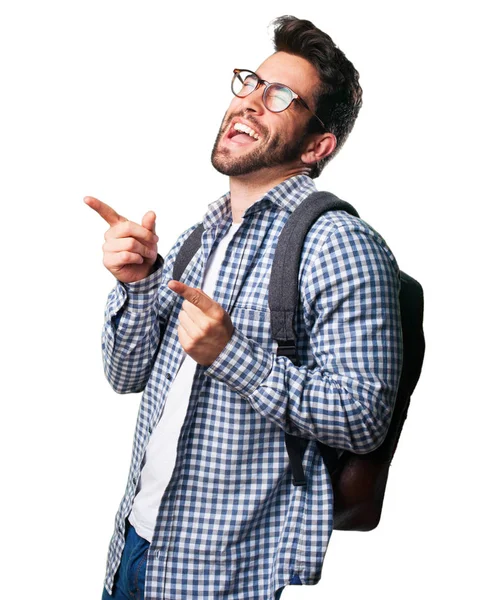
[102,175,402,599]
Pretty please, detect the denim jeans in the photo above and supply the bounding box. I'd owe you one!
[102,520,149,600]
[102,520,301,599]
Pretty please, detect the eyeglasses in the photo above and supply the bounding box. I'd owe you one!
[231,68,326,130]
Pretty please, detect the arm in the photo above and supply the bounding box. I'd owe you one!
[84,194,201,394]
[205,224,403,453]
[102,226,199,394]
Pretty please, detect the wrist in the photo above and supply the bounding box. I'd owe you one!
[147,254,163,277]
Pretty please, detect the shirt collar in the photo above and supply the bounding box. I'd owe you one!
[202,175,317,230]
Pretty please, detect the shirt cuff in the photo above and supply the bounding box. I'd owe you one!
[122,256,164,312]
[205,327,274,397]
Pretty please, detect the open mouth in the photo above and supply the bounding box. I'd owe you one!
[227,121,261,145]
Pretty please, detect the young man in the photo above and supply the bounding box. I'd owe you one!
[86,16,402,600]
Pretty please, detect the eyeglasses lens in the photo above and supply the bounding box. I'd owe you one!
[232,70,293,113]
[264,85,292,112]
[232,72,258,97]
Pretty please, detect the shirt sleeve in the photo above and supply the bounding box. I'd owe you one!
[102,262,165,393]
[102,225,199,394]
[205,223,403,454]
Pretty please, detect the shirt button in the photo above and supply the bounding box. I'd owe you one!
[166,373,172,381]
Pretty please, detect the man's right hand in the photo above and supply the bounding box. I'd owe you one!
[84,196,159,283]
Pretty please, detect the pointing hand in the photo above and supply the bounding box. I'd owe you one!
[84,196,159,283]
[168,280,234,366]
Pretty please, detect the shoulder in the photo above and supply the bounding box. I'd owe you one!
[298,209,400,293]
[301,208,399,272]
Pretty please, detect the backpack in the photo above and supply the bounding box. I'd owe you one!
[173,191,425,532]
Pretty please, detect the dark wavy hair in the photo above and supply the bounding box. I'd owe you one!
[272,16,363,177]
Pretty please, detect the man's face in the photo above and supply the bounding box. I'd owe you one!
[211,52,321,177]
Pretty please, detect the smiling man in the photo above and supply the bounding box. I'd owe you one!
[210,52,337,220]
[211,54,331,180]
[86,15,402,600]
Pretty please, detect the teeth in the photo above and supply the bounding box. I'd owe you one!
[234,122,260,140]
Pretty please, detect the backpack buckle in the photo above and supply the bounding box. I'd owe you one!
[276,341,298,362]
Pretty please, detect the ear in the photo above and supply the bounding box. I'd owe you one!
[301,132,337,166]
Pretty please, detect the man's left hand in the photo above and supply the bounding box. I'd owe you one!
[168,280,234,366]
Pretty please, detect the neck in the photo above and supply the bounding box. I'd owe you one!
[228,165,310,223]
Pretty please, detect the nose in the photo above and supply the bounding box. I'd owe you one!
[238,86,266,115]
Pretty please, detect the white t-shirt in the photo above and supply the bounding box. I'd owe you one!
[129,221,242,542]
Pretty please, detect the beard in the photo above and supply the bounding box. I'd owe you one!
[211,111,307,176]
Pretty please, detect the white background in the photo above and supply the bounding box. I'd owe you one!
[1,1,481,598]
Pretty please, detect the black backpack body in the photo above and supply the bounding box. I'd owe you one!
[173,191,425,531]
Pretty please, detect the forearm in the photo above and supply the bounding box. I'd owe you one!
[102,260,165,393]
[206,327,399,453]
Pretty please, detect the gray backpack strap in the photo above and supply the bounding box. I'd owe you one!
[269,191,359,346]
[269,191,359,486]
[172,223,204,282]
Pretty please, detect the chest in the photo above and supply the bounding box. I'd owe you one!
[197,211,287,348]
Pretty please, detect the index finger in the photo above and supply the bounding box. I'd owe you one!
[168,280,213,312]
[84,196,127,226]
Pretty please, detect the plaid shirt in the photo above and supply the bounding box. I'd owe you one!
[102,175,402,599]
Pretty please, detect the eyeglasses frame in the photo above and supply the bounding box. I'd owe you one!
[231,68,326,131]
